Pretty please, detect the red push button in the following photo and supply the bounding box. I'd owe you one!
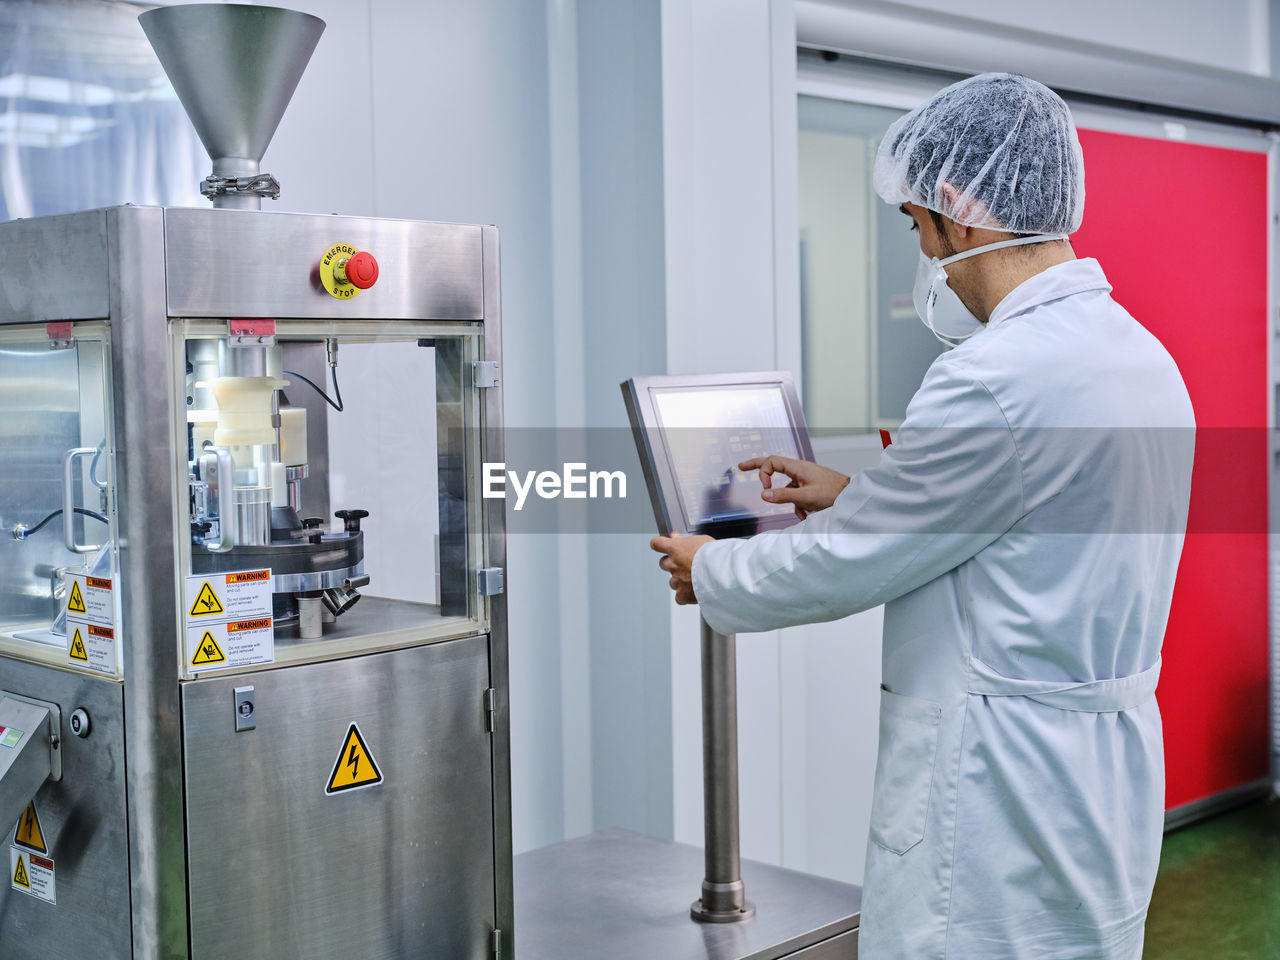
[345,251,379,289]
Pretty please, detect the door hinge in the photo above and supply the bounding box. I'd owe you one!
[478,566,504,596]
[484,688,498,734]
[472,360,500,389]
[490,928,503,960]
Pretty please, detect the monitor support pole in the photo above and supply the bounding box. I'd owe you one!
[691,616,755,922]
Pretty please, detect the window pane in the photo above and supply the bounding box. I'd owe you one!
[798,96,941,433]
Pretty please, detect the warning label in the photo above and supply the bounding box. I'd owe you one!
[190,631,226,666]
[185,570,271,621]
[66,581,86,615]
[10,848,54,904]
[14,802,46,854]
[65,573,116,675]
[325,723,384,795]
[185,618,273,672]
[183,569,274,672]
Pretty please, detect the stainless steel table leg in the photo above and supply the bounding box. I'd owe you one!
[692,617,755,923]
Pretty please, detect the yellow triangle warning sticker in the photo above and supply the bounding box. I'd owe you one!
[12,854,29,889]
[189,581,224,617]
[67,580,86,615]
[191,631,226,666]
[14,802,46,854]
[69,628,89,663]
[325,723,383,795]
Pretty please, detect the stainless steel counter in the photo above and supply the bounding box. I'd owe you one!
[514,829,860,959]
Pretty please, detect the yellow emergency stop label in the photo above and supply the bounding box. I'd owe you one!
[14,802,46,854]
[325,723,383,795]
[319,242,362,300]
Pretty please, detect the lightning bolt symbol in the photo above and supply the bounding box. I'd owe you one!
[346,743,360,779]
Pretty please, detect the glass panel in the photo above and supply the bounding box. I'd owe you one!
[798,95,941,434]
[176,321,483,678]
[0,324,119,676]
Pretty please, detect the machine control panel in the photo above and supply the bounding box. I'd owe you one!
[319,242,380,299]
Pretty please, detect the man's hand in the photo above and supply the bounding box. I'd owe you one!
[651,531,714,605]
[738,455,850,520]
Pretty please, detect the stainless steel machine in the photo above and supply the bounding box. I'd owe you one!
[0,6,511,959]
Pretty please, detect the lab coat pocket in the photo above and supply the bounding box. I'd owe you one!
[869,687,942,856]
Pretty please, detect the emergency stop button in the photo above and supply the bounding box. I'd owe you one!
[319,243,379,300]
[345,251,379,289]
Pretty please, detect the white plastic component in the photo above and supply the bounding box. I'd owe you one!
[271,461,287,508]
[278,406,308,466]
[212,376,285,447]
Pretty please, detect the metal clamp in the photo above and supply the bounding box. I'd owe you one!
[472,361,500,389]
[199,446,237,553]
[478,567,504,596]
[62,448,104,555]
[200,173,281,201]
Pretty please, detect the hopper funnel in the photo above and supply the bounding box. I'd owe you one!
[139,3,325,208]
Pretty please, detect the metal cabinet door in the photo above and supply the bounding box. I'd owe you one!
[183,636,496,959]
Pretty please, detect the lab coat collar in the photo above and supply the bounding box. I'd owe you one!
[986,257,1112,329]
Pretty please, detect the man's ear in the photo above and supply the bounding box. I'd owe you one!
[937,182,974,240]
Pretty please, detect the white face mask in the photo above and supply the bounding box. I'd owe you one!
[913,233,1068,347]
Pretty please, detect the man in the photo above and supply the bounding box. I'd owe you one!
[651,73,1194,958]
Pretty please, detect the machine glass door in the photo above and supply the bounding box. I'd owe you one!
[175,320,487,678]
[0,322,121,678]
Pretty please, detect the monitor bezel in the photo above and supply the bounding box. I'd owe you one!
[621,371,815,539]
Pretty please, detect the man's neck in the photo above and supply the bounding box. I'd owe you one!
[973,242,1077,321]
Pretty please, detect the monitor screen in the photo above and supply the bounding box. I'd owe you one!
[650,383,802,533]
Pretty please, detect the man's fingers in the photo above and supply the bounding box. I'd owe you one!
[650,531,685,555]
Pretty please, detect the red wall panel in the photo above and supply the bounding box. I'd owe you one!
[1071,128,1269,809]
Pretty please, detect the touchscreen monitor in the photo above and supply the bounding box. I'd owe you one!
[622,372,814,538]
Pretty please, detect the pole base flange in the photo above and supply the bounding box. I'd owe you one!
[690,898,756,923]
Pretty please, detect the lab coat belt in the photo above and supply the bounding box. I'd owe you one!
[966,655,1161,712]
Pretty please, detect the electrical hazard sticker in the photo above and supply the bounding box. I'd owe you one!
[185,618,273,672]
[13,802,46,854]
[10,848,54,903]
[183,568,273,673]
[325,722,383,795]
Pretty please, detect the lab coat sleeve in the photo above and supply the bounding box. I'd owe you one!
[691,360,1024,635]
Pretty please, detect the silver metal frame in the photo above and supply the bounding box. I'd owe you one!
[621,371,815,538]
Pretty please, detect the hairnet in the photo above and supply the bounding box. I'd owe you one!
[873,73,1085,235]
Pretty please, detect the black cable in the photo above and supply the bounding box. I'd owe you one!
[21,507,109,538]
[283,365,344,412]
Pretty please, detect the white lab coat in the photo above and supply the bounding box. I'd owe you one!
[692,258,1195,959]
